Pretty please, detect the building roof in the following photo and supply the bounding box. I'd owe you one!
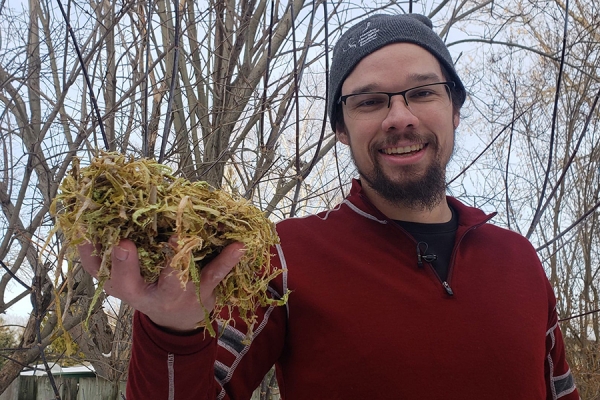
[21,363,95,377]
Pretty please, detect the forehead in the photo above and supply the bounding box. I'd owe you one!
[341,43,444,92]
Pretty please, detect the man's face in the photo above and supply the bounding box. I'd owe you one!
[336,43,460,210]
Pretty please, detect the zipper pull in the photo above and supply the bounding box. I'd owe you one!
[442,281,454,296]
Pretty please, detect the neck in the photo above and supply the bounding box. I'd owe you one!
[361,182,452,223]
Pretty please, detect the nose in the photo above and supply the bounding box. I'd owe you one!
[380,96,420,131]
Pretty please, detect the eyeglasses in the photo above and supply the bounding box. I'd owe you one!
[338,81,455,120]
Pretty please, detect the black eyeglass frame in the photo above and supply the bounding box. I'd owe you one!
[337,81,456,109]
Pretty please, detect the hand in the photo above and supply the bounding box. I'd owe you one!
[78,239,245,333]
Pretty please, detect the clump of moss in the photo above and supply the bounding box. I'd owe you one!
[51,152,285,337]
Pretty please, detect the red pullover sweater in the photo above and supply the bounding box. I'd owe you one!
[127,180,579,400]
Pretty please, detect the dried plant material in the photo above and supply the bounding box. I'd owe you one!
[51,152,286,337]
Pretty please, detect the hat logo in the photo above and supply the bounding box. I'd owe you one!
[359,27,379,47]
[343,21,380,52]
[357,21,379,47]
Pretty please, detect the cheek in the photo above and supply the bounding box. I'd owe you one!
[351,134,375,158]
[439,130,455,162]
[338,122,371,149]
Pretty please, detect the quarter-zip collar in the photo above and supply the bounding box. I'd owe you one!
[345,178,496,229]
[345,179,497,296]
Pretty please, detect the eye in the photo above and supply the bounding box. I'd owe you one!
[406,86,445,102]
[348,93,388,109]
[408,89,435,99]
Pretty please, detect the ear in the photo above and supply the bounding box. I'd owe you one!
[453,112,460,129]
[336,125,350,145]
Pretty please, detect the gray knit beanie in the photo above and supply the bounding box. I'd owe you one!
[328,13,466,131]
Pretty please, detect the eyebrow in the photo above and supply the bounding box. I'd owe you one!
[408,72,442,83]
[345,73,443,95]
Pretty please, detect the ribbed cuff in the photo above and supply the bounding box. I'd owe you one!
[135,311,216,355]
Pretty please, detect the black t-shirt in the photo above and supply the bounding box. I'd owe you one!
[394,207,458,281]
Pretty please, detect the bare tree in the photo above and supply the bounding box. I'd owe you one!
[446,0,600,395]
[0,0,391,394]
[1,0,599,397]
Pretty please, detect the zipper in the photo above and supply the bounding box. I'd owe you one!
[356,191,495,297]
[395,216,491,297]
[442,281,454,296]
[416,240,452,295]
[437,220,490,296]
[425,261,454,297]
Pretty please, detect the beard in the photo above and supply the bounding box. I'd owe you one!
[351,133,449,211]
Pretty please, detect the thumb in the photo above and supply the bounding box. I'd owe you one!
[103,239,146,300]
[200,242,245,291]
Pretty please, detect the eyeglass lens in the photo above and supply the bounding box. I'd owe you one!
[342,83,452,120]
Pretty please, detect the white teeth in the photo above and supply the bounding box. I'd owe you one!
[382,144,424,155]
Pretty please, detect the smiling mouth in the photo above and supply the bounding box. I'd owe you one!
[380,143,425,155]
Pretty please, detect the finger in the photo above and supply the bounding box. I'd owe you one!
[155,263,194,295]
[168,235,179,247]
[199,242,245,293]
[103,239,147,301]
[78,242,102,279]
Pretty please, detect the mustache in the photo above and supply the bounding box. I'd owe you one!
[372,132,437,150]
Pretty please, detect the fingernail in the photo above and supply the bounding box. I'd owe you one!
[114,246,129,261]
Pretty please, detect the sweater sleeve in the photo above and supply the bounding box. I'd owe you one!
[544,280,579,400]
[126,300,287,400]
[126,311,218,400]
[126,271,288,400]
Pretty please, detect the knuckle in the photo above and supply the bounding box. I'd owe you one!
[80,263,98,277]
[202,268,225,284]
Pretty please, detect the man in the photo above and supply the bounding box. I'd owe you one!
[79,13,579,400]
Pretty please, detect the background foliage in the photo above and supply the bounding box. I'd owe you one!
[0,0,598,398]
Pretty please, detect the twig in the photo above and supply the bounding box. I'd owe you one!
[447,109,529,186]
[0,354,31,370]
[289,0,301,218]
[504,83,517,231]
[159,0,181,163]
[535,198,600,252]
[142,0,155,158]
[259,0,276,149]
[198,145,231,179]
[289,0,321,217]
[528,86,600,238]
[301,0,329,181]
[326,7,344,200]
[559,308,600,322]
[526,0,569,238]
[0,260,32,291]
[55,0,109,151]
[31,273,61,399]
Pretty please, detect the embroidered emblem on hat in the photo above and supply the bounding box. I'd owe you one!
[358,22,379,47]
[359,28,379,47]
[342,22,380,52]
